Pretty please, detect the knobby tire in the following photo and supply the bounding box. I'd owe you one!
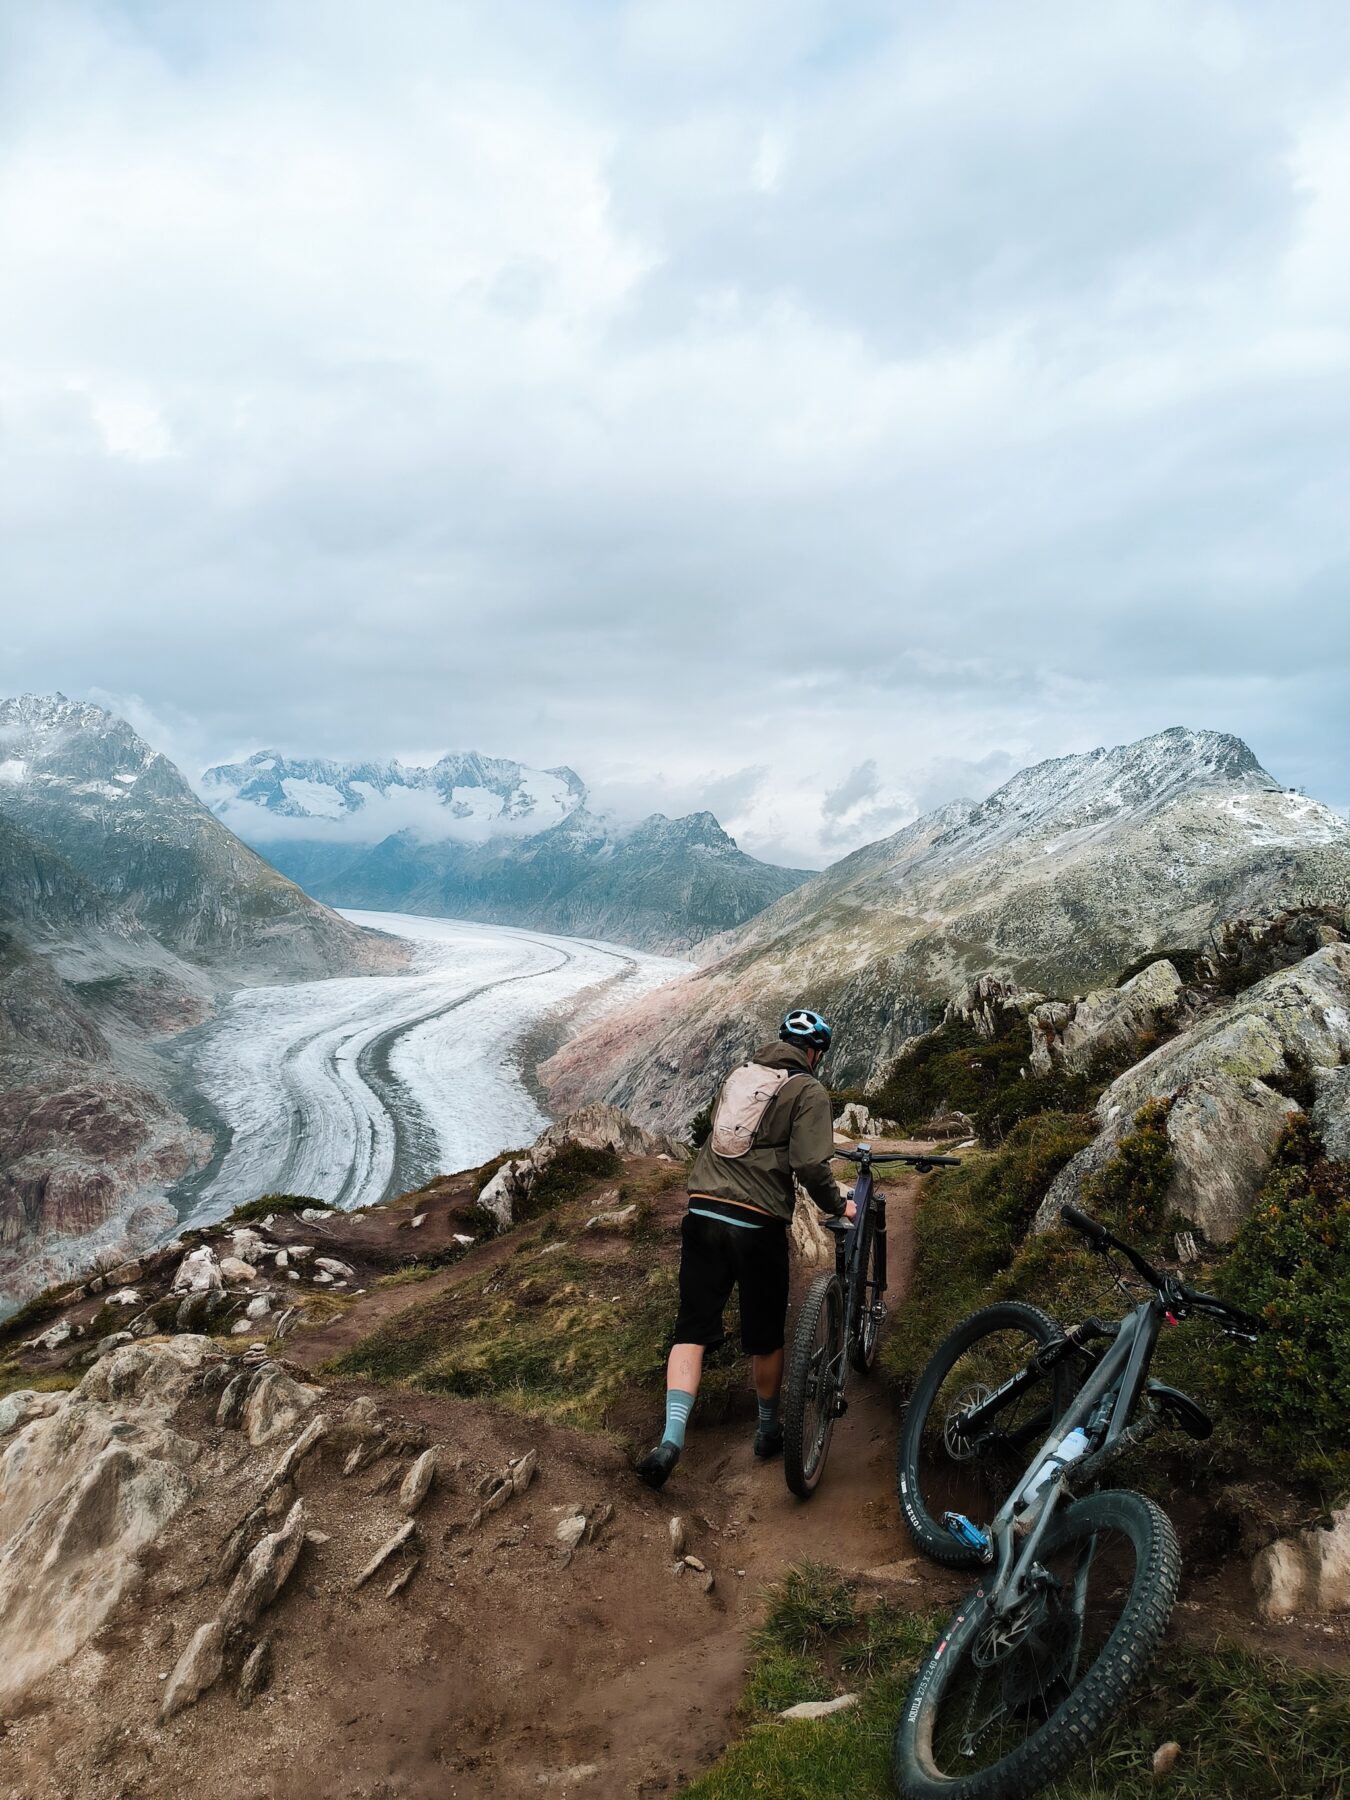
[893,1489,1181,1800]
[783,1271,844,1499]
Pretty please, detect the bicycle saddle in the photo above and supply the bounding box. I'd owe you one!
[823,1217,852,1234]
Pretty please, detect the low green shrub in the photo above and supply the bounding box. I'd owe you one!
[1216,1115,1350,1490]
[226,1191,321,1225]
[519,1144,623,1220]
[1079,1097,1175,1248]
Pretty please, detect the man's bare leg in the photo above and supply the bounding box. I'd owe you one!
[637,1343,704,1488]
[667,1341,705,1399]
[751,1347,784,1401]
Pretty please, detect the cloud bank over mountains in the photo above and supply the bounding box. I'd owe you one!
[2,2,1348,865]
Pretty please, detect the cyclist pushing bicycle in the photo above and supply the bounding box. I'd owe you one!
[635,1009,856,1490]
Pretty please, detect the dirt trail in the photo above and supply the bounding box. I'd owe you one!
[6,1146,1339,1800]
[669,1175,967,1640]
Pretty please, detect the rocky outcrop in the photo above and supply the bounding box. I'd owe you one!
[944,974,1044,1041]
[0,1336,211,1706]
[1035,945,1350,1242]
[1252,1504,1350,1620]
[1028,959,1184,1077]
[479,1106,684,1227]
[833,1103,900,1138]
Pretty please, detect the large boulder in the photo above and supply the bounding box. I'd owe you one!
[1253,1504,1350,1620]
[1028,960,1184,1077]
[240,1364,322,1447]
[0,1336,210,1707]
[481,1106,685,1227]
[534,1103,683,1160]
[1035,945,1350,1243]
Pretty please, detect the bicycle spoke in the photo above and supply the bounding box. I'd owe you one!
[918,1324,1060,1523]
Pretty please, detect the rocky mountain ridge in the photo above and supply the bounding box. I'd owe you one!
[541,726,1350,1127]
[265,803,809,954]
[202,745,587,838]
[0,696,403,1304]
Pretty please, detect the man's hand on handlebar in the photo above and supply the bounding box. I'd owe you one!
[843,1199,857,1222]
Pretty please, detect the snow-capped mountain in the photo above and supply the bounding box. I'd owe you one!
[0,696,392,974]
[201,748,587,840]
[204,738,809,952]
[541,727,1350,1125]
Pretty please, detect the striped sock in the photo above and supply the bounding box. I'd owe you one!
[757,1395,780,1435]
[662,1388,696,1450]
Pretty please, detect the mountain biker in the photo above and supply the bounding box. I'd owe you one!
[636,1008,856,1489]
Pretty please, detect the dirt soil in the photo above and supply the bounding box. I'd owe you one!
[0,1147,1343,1799]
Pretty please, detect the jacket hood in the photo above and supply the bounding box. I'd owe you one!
[751,1040,817,1075]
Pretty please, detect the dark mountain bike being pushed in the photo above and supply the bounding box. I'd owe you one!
[891,1203,1264,1800]
[781,1144,961,1499]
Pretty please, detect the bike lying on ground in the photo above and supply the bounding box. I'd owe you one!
[892,1203,1264,1800]
[781,1144,961,1499]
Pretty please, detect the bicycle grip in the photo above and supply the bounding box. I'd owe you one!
[1060,1204,1110,1248]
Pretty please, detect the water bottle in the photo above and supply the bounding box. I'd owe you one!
[1020,1426,1091,1513]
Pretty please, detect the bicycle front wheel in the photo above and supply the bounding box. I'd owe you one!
[893,1488,1180,1800]
[783,1271,844,1499]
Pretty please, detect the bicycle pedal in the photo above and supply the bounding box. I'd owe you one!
[942,1510,993,1561]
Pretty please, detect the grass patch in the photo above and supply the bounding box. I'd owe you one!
[883,1111,1094,1392]
[329,1218,746,1432]
[0,1279,85,1349]
[518,1144,623,1222]
[685,1572,1348,1799]
[225,1192,321,1226]
[0,1360,82,1400]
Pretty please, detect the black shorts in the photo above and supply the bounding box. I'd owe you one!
[671,1211,790,1356]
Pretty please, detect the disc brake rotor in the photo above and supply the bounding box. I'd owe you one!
[943,1384,992,1461]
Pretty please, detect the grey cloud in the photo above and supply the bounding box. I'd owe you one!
[822,760,881,818]
[1,1,1348,865]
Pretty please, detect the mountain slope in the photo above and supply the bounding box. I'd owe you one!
[266,807,810,954]
[541,727,1350,1125]
[0,696,405,1303]
[0,696,393,978]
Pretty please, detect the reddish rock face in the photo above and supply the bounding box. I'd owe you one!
[0,1074,209,1295]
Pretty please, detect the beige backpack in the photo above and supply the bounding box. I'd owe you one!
[710,1062,804,1159]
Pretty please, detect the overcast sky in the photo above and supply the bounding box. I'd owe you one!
[2,1,1348,867]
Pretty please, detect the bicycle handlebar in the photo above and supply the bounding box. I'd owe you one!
[833,1148,962,1170]
[1059,1204,1265,1334]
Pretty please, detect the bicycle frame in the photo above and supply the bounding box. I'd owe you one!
[977,1298,1166,1618]
[832,1155,878,1327]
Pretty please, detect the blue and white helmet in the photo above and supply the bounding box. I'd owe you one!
[780,1008,833,1052]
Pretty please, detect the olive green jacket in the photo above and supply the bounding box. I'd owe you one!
[687,1040,845,1225]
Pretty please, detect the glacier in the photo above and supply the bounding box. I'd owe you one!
[181,912,688,1229]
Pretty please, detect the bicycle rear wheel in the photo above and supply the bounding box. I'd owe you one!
[783,1271,844,1499]
[848,1209,887,1374]
[897,1301,1075,1567]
